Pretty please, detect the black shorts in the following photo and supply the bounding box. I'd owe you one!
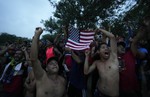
[94,88,118,97]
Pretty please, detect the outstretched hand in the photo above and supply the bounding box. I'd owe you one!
[21,46,26,52]
[7,44,15,50]
[35,27,43,36]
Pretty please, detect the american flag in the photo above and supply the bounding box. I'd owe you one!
[65,26,95,50]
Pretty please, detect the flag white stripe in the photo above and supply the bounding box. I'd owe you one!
[66,43,87,48]
[80,36,94,39]
[80,31,95,35]
[65,45,89,50]
[80,40,93,43]
[66,27,94,50]
[67,39,88,46]
[66,41,90,47]
[65,54,71,56]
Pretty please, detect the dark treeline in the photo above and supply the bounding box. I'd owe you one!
[0,33,30,46]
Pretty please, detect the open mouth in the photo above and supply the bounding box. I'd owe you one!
[52,66,58,69]
[104,52,109,56]
[105,52,109,54]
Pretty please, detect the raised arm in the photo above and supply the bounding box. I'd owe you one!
[65,47,82,64]
[131,31,147,59]
[22,47,32,66]
[0,44,14,56]
[99,28,117,55]
[53,47,63,61]
[84,49,96,75]
[30,27,45,80]
[62,25,68,43]
[22,47,29,60]
[71,50,82,64]
[53,33,62,46]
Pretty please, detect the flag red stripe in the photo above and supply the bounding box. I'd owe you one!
[66,42,88,48]
[80,37,94,40]
[65,28,95,50]
[66,39,88,46]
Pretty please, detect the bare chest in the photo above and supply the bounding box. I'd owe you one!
[97,61,119,77]
[36,78,65,97]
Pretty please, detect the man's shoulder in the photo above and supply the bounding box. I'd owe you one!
[109,52,118,61]
[93,60,100,65]
[58,76,66,82]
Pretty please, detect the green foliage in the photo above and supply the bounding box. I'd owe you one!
[124,0,150,27]
[111,0,150,36]
[44,0,126,33]
[42,17,61,33]
[43,0,150,37]
[41,33,57,43]
[0,32,30,46]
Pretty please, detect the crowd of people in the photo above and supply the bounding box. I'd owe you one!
[0,16,150,97]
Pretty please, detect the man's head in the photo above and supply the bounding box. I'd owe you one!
[97,42,110,60]
[141,15,150,39]
[143,15,150,28]
[46,40,53,48]
[8,48,15,56]
[7,44,16,56]
[46,57,59,74]
[14,49,24,62]
[117,42,126,55]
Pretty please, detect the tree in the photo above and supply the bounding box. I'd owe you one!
[41,33,56,43]
[43,0,150,37]
[43,0,127,33]
[0,32,30,46]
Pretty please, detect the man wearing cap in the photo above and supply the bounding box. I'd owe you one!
[30,27,67,97]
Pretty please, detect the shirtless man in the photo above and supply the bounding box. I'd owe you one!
[30,27,67,97]
[84,28,119,97]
